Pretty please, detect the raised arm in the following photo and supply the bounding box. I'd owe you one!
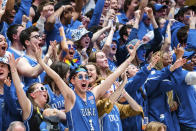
[92,41,140,100]
[102,25,115,56]
[45,5,72,31]
[8,54,31,120]
[16,46,52,78]
[162,20,172,51]
[91,25,111,43]
[33,43,76,112]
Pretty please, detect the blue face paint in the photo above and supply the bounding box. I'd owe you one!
[186,15,190,19]
[77,74,89,80]
[110,44,117,49]
[68,44,76,50]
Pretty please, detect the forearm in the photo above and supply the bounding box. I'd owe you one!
[133,18,140,29]
[92,27,108,42]
[10,64,30,113]
[124,92,142,112]
[45,6,64,30]
[59,26,68,51]
[95,54,134,98]
[102,28,114,53]
[150,16,158,29]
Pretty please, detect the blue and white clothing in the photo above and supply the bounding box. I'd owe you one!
[21,55,46,87]
[7,47,24,59]
[66,91,100,131]
[100,105,122,131]
[145,68,179,131]
[47,87,65,110]
[122,65,151,131]
[171,68,196,128]
[1,83,23,131]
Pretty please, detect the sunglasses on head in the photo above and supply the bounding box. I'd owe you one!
[33,86,47,93]
[77,74,89,80]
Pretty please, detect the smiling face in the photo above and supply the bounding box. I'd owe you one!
[0,63,9,81]
[110,0,119,13]
[71,71,89,94]
[0,35,8,57]
[96,51,109,69]
[86,64,98,85]
[162,52,173,67]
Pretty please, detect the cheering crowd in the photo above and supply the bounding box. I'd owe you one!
[0,0,196,130]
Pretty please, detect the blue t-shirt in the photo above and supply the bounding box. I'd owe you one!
[66,91,100,131]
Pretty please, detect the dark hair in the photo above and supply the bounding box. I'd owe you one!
[26,82,50,110]
[119,25,133,43]
[44,61,70,90]
[69,66,88,83]
[177,26,189,45]
[54,0,71,11]
[7,24,23,43]
[124,0,132,13]
[37,0,55,14]
[174,7,189,22]
[20,26,39,49]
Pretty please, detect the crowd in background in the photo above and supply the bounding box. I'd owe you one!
[0,0,196,130]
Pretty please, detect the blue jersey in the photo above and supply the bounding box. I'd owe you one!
[108,59,117,72]
[66,91,100,131]
[21,55,46,87]
[171,68,196,128]
[47,87,65,110]
[7,47,24,59]
[100,105,122,131]
[1,83,23,131]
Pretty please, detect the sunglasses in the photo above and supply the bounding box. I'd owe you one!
[33,86,47,93]
[30,34,42,39]
[76,74,89,80]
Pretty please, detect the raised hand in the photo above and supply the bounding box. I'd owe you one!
[170,58,187,72]
[127,40,140,58]
[4,77,11,87]
[174,44,184,59]
[144,7,154,18]
[32,43,42,62]
[189,11,196,29]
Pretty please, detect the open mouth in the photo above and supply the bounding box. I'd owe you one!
[69,50,74,56]
[82,84,86,88]
[112,47,116,51]
[0,72,4,76]
[1,46,6,51]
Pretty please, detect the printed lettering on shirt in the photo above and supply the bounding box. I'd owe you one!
[108,114,119,122]
[51,100,64,109]
[81,108,96,117]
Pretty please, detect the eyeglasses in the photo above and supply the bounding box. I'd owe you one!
[76,74,89,80]
[30,34,42,39]
[33,86,47,93]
